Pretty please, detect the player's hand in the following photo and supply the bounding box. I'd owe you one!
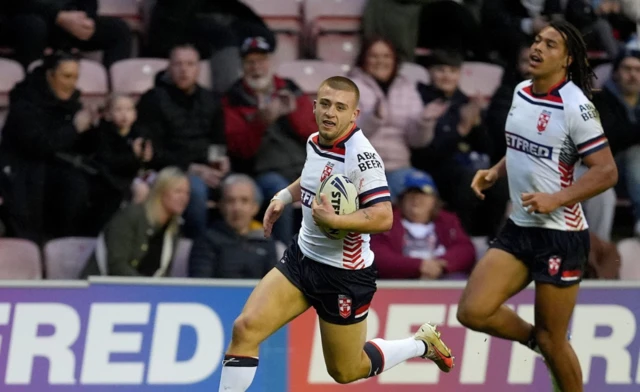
[521,192,563,214]
[311,193,338,229]
[264,199,285,238]
[420,259,444,280]
[470,169,498,200]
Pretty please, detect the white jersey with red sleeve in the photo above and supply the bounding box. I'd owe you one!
[297,125,391,270]
[505,79,609,231]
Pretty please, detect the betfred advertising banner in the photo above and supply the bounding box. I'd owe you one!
[289,283,640,392]
[0,280,287,392]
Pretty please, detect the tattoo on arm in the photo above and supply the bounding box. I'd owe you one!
[363,209,372,221]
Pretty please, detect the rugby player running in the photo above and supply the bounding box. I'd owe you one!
[457,21,618,392]
[218,76,453,392]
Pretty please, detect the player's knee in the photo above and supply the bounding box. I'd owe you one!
[534,326,565,355]
[456,302,487,330]
[326,364,361,384]
[231,313,261,344]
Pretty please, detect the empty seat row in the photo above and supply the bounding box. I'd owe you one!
[0,237,193,280]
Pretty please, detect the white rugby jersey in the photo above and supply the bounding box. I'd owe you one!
[298,125,391,269]
[505,79,609,231]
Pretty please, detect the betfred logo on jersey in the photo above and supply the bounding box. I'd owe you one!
[537,110,552,132]
[505,132,553,159]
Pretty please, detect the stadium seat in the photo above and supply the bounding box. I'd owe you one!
[170,238,193,277]
[0,238,43,279]
[98,0,142,30]
[316,34,361,70]
[241,0,302,33]
[304,0,365,58]
[198,59,212,89]
[399,62,430,85]
[44,237,97,279]
[459,62,504,98]
[276,60,347,95]
[272,33,300,67]
[110,58,168,96]
[593,63,612,89]
[0,58,25,108]
[618,238,640,280]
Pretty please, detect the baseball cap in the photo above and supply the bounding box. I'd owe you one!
[240,36,272,57]
[402,171,438,196]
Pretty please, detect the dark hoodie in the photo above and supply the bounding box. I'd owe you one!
[0,66,82,241]
[136,71,225,171]
[411,83,492,174]
[1,0,98,24]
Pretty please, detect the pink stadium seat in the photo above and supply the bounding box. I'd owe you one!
[110,58,168,96]
[593,63,612,89]
[198,59,212,89]
[316,34,361,69]
[399,62,430,85]
[170,238,193,277]
[0,239,43,280]
[618,238,640,280]
[241,0,302,33]
[273,33,300,67]
[0,58,25,108]
[44,237,97,279]
[459,62,504,98]
[304,0,365,58]
[276,60,347,95]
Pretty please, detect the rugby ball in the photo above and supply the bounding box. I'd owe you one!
[315,174,359,240]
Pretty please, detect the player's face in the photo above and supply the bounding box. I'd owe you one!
[313,85,359,144]
[401,190,437,223]
[220,182,260,234]
[529,27,571,79]
[616,57,640,95]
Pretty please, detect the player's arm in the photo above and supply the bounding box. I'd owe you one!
[331,200,393,234]
[490,157,508,178]
[554,147,617,207]
[272,177,302,204]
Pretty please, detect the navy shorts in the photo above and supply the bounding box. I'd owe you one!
[490,219,590,286]
[275,235,377,325]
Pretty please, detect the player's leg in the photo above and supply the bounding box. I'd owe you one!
[318,318,453,384]
[533,282,583,392]
[457,221,535,344]
[219,267,310,392]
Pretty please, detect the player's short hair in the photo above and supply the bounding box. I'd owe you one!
[319,76,360,107]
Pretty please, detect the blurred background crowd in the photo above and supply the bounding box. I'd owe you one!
[0,0,638,282]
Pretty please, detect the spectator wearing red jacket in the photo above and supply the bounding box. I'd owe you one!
[371,171,476,280]
[223,36,317,243]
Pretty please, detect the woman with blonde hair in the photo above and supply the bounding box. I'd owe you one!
[80,167,190,277]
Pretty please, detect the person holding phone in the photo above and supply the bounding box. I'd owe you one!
[223,36,317,244]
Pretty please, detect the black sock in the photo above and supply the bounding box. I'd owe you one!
[363,342,385,377]
[222,355,259,368]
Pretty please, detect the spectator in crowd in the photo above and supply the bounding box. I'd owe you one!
[482,0,619,64]
[79,94,153,234]
[411,50,509,237]
[0,51,96,243]
[223,36,316,244]
[189,174,277,279]
[146,0,275,95]
[349,37,438,200]
[0,0,132,69]
[592,48,640,237]
[137,44,228,239]
[80,167,189,278]
[594,0,638,44]
[371,171,476,280]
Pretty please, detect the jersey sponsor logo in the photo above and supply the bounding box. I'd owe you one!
[357,152,383,172]
[537,110,552,132]
[548,256,562,276]
[320,162,334,182]
[338,295,352,318]
[579,103,599,122]
[301,187,315,208]
[505,132,553,159]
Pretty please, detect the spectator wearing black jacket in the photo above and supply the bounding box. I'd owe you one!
[136,44,228,239]
[592,48,640,236]
[0,51,95,243]
[411,50,508,237]
[189,174,277,279]
[0,0,131,69]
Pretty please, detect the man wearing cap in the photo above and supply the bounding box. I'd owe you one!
[592,47,640,237]
[370,171,476,280]
[222,36,317,244]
